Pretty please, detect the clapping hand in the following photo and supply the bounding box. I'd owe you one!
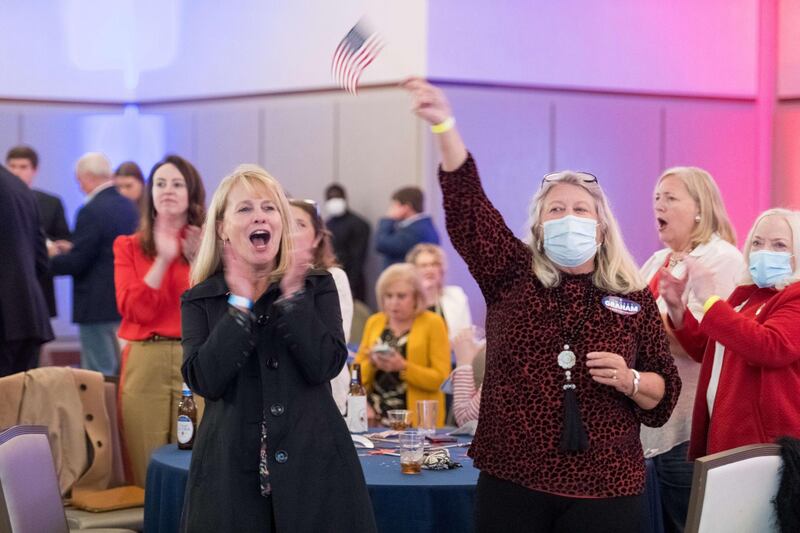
[181,225,202,263]
[279,241,313,300]
[453,327,482,367]
[154,216,180,262]
[223,241,254,302]
[684,256,716,303]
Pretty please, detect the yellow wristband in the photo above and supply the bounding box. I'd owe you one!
[430,116,455,134]
[703,295,721,313]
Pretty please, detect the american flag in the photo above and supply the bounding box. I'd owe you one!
[331,20,384,95]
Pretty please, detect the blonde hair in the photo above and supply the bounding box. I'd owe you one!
[527,172,644,294]
[657,166,736,247]
[375,263,428,316]
[740,208,800,290]
[191,164,294,286]
[406,243,448,273]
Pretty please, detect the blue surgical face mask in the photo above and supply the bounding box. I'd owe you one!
[542,215,599,268]
[748,250,794,288]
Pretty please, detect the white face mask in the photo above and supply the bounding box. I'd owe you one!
[324,198,347,217]
[542,215,599,268]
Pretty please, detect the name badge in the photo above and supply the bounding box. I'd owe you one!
[602,295,641,316]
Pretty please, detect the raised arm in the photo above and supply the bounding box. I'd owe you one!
[400,78,530,300]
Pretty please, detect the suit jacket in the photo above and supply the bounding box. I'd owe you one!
[33,189,70,317]
[327,210,370,301]
[375,214,440,269]
[51,185,138,324]
[181,271,376,533]
[0,165,53,344]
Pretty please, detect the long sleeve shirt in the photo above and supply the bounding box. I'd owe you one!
[113,233,190,340]
[440,154,680,498]
[671,283,800,460]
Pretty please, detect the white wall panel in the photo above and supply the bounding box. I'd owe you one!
[429,0,759,98]
[260,96,336,202]
[194,104,261,193]
[663,102,759,244]
[554,94,663,264]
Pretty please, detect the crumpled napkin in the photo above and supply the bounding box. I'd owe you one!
[422,448,462,470]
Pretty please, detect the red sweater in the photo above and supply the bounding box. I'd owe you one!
[113,233,190,340]
[440,155,680,498]
[672,283,800,460]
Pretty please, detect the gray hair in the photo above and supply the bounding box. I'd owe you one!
[527,171,644,294]
[75,152,112,179]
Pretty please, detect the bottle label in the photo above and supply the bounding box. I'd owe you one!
[177,415,194,444]
[346,396,368,433]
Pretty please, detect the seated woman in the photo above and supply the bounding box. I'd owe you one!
[354,263,451,427]
[662,208,800,459]
[406,243,471,338]
[451,327,486,426]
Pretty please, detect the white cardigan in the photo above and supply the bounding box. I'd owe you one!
[328,267,354,415]
[639,233,744,457]
[439,285,472,339]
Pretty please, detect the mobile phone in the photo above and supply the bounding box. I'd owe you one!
[427,435,457,444]
[372,343,393,357]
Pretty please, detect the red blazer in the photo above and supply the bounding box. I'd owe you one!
[113,233,190,340]
[672,282,800,460]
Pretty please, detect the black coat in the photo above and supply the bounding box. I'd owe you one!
[327,211,370,302]
[0,166,53,344]
[181,270,376,533]
[32,189,70,317]
[50,185,138,323]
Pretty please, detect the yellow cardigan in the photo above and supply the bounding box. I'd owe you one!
[355,311,451,427]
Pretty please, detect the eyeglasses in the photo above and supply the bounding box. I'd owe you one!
[541,171,599,188]
[290,198,320,216]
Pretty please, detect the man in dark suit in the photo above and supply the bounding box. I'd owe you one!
[324,183,371,302]
[6,145,71,318]
[51,152,138,376]
[375,185,440,270]
[0,165,54,377]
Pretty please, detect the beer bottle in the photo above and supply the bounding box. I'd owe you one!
[346,364,368,433]
[177,382,197,450]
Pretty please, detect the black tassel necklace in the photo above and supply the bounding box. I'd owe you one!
[553,277,596,452]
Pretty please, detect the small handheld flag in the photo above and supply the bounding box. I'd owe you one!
[331,19,385,95]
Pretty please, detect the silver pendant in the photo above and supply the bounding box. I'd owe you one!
[558,344,576,370]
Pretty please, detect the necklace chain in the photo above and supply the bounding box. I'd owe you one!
[553,279,596,350]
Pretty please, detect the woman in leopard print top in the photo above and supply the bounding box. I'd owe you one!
[402,79,681,533]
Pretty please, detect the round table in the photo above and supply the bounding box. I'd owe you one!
[143,435,478,533]
[144,438,662,533]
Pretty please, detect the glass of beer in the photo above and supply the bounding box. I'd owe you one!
[387,409,410,430]
[399,430,425,474]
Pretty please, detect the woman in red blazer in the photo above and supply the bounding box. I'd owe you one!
[661,208,800,459]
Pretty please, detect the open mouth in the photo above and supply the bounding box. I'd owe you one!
[249,229,271,251]
[657,217,668,231]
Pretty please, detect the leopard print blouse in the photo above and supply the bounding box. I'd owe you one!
[439,155,681,497]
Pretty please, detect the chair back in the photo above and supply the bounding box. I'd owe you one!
[686,443,782,533]
[0,425,69,533]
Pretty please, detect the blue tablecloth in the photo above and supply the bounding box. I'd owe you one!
[144,440,663,533]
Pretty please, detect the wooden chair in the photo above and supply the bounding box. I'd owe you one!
[685,443,782,533]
